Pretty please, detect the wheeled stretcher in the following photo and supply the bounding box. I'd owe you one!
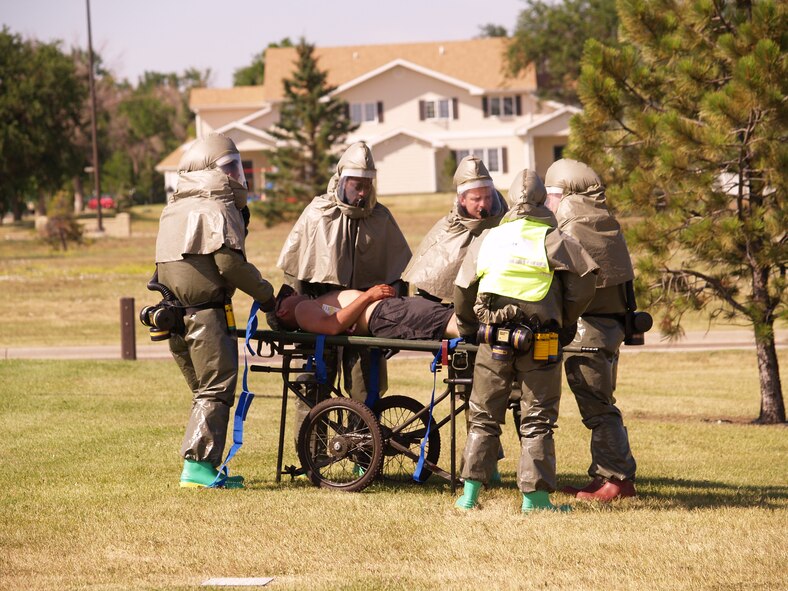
[242,329,478,493]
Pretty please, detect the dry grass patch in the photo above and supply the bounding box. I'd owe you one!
[1,349,785,590]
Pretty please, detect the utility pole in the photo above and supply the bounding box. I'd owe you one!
[86,0,103,231]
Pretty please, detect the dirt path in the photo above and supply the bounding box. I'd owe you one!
[3,329,785,360]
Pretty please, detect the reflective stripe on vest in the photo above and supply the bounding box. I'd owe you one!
[477,219,553,302]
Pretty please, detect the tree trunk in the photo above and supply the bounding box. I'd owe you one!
[12,197,24,222]
[36,191,47,216]
[73,176,84,214]
[754,328,785,424]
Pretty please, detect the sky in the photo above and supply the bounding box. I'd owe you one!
[2,0,525,88]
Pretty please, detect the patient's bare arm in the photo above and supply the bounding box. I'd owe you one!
[295,285,395,335]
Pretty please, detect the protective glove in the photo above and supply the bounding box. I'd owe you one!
[559,323,577,347]
[460,332,478,345]
[259,296,275,313]
[265,310,281,331]
[240,206,251,236]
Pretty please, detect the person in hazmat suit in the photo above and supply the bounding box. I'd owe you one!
[274,141,411,440]
[401,155,507,301]
[544,158,639,501]
[402,155,509,478]
[154,133,275,488]
[453,168,598,512]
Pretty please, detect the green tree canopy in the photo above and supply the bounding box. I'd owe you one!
[506,0,619,105]
[477,24,508,37]
[570,0,787,423]
[233,38,293,86]
[102,69,204,205]
[262,38,357,223]
[0,27,85,220]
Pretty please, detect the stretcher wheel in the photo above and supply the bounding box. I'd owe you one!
[296,397,384,492]
[374,395,441,483]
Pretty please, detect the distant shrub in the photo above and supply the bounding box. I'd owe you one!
[41,190,83,250]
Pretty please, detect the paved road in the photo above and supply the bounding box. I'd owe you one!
[2,329,785,361]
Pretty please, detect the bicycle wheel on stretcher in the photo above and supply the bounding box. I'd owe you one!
[374,395,441,482]
[296,397,384,492]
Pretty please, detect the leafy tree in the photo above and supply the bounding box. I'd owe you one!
[104,69,204,205]
[506,0,619,105]
[261,38,357,224]
[69,48,122,213]
[477,24,508,38]
[570,0,786,423]
[233,38,293,86]
[0,27,85,221]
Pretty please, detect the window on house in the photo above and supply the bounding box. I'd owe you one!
[489,97,515,117]
[483,95,522,118]
[421,98,452,120]
[452,147,507,173]
[349,101,380,124]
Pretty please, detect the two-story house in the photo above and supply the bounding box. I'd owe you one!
[156,38,579,196]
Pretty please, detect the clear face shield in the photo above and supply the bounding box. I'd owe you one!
[338,169,376,207]
[544,186,563,213]
[214,153,247,188]
[457,180,499,219]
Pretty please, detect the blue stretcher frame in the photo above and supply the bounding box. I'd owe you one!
[240,329,478,493]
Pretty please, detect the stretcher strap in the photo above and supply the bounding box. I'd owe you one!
[209,300,260,488]
[414,337,463,482]
[305,334,328,384]
[364,348,382,408]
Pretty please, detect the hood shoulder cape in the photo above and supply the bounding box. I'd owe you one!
[155,169,246,263]
[402,195,507,300]
[555,190,633,287]
[277,194,411,288]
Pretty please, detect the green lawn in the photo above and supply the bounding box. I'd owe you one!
[1,350,786,590]
[1,195,785,589]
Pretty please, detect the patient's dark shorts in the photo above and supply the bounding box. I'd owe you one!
[368,297,454,340]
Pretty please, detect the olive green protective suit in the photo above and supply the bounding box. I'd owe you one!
[402,156,508,459]
[156,133,275,466]
[546,158,637,481]
[402,156,508,301]
[454,169,598,492]
[276,142,411,432]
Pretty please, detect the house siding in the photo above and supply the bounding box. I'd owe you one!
[158,39,576,197]
[374,135,436,195]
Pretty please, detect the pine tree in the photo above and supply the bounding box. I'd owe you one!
[265,39,357,217]
[570,0,787,423]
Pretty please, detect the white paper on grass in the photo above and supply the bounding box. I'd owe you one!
[202,577,274,587]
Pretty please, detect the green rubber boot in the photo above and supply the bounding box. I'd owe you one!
[454,479,482,510]
[489,463,502,486]
[522,490,571,513]
[180,460,244,489]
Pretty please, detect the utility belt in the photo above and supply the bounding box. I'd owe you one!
[477,318,560,363]
[139,271,234,341]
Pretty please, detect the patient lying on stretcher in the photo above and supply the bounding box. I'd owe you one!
[269,284,460,340]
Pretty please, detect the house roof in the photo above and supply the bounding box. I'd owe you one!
[263,38,534,102]
[155,142,191,172]
[361,127,446,149]
[189,86,267,110]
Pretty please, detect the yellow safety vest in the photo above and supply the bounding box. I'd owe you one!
[477,218,553,302]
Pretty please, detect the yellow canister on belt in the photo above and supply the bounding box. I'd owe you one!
[533,333,550,361]
[548,332,559,362]
[224,303,236,332]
